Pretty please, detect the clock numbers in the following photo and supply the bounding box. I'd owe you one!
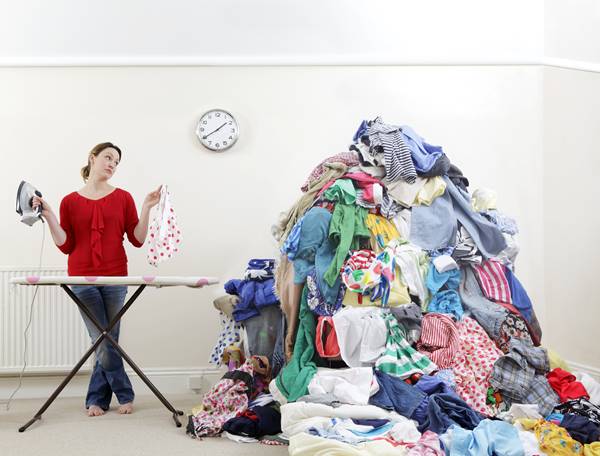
[197,109,238,151]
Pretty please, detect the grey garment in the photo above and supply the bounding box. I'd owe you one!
[417,153,452,178]
[243,305,283,360]
[296,393,343,407]
[409,178,507,259]
[390,303,423,345]
[489,338,557,416]
[443,177,507,259]
[458,266,507,341]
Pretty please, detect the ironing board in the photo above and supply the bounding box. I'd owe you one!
[10,275,219,432]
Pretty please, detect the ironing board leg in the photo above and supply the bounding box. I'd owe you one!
[103,333,184,426]
[18,336,104,432]
[19,284,183,431]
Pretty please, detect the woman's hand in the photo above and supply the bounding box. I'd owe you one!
[143,185,162,209]
[31,195,54,220]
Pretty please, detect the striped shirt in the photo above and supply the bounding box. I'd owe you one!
[367,118,417,184]
[416,313,460,369]
[376,312,437,379]
[473,260,512,303]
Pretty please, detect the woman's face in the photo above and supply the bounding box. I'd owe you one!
[91,148,120,181]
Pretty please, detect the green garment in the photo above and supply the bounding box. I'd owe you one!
[323,180,370,287]
[277,163,348,247]
[275,286,317,402]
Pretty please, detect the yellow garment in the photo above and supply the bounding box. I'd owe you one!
[518,418,587,455]
[471,187,497,212]
[342,264,411,308]
[548,348,571,372]
[365,214,403,253]
[414,177,446,206]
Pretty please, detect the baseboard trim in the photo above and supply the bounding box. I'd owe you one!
[0,366,224,401]
[567,361,600,382]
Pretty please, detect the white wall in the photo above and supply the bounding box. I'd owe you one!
[0,0,542,64]
[542,67,600,368]
[0,65,544,372]
[542,0,600,369]
[545,0,600,64]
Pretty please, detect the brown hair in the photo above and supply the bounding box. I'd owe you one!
[81,142,122,182]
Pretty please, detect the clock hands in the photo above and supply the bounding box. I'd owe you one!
[202,122,228,140]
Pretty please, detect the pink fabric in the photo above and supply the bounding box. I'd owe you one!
[189,360,254,437]
[300,152,360,192]
[452,316,503,416]
[473,260,512,303]
[416,313,460,369]
[406,431,445,455]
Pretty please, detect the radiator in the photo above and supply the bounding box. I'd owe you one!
[0,267,91,374]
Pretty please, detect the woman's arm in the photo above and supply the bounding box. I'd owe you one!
[32,196,68,247]
[133,186,161,244]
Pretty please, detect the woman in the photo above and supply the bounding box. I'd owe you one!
[32,142,160,417]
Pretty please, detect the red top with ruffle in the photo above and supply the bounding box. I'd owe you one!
[57,188,143,276]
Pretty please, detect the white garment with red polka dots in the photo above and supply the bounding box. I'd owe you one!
[452,316,503,416]
[147,185,182,266]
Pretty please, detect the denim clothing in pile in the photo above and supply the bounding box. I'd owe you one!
[369,369,426,418]
[71,285,134,410]
[417,393,482,434]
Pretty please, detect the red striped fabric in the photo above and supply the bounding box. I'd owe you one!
[416,313,459,369]
[473,260,512,303]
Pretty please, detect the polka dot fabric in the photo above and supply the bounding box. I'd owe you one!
[452,316,503,416]
[209,311,242,367]
[147,185,182,266]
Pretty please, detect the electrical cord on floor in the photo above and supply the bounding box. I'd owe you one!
[3,221,46,411]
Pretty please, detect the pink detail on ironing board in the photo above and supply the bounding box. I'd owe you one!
[143,276,156,283]
[85,276,98,282]
[26,276,40,284]
[195,278,209,287]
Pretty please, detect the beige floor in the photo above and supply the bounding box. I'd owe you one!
[0,394,288,456]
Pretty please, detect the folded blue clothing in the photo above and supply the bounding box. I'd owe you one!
[417,392,482,434]
[224,278,279,322]
[369,370,426,418]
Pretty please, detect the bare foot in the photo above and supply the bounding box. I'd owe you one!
[118,402,133,414]
[87,405,105,417]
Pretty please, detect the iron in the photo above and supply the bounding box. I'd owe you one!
[16,181,43,226]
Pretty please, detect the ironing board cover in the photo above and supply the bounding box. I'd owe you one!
[10,276,218,288]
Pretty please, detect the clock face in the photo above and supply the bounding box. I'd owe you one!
[195,109,239,151]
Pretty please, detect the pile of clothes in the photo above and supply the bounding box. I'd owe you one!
[188,118,600,454]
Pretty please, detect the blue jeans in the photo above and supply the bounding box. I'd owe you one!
[71,285,134,410]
